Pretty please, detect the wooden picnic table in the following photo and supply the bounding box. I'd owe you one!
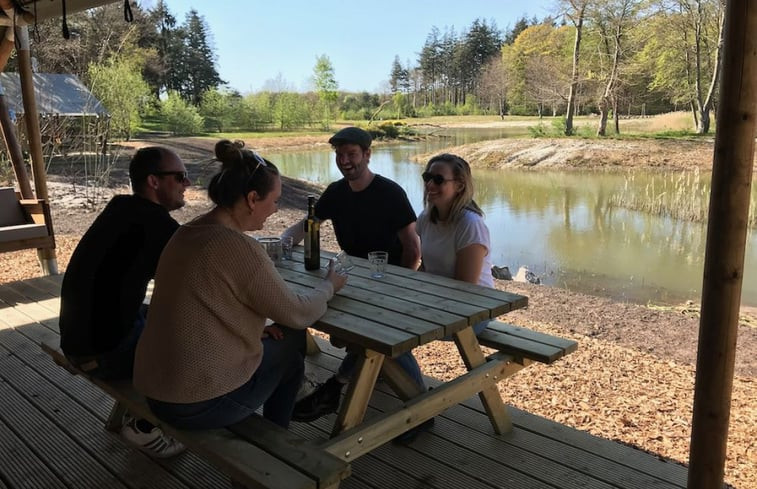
[278,248,529,462]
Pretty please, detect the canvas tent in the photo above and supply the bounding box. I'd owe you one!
[0,1,753,488]
[0,72,110,158]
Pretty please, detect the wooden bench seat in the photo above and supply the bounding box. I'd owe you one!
[0,186,55,253]
[40,341,351,489]
[477,320,578,364]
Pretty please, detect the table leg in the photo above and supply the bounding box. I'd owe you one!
[331,349,384,437]
[453,326,512,434]
[381,357,424,401]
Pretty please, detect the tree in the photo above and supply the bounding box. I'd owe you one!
[161,91,204,135]
[479,57,510,117]
[591,0,642,136]
[199,88,233,132]
[88,57,151,140]
[562,0,590,135]
[146,0,180,97]
[389,55,410,93]
[646,0,724,133]
[175,10,224,105]
[312,54,339,128]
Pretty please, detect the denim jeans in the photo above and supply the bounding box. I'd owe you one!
[147,327,305,429]
[338,350,426,390]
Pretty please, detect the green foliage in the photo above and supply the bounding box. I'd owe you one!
[88,58,152,140]
[161,91,204,135]
[313,54,339,127]
[199,88,234,132]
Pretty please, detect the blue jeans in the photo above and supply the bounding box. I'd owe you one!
[338,350,426,390]
[147,327,305,429]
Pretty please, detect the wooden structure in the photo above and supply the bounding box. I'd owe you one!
[0,185,54,253]
[0,273,691,489]
[0,1,752,488]
[41,343,352,489]
[0,72,110,160]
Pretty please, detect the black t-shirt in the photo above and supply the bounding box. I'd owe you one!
[315,174,416,265]
[59,195,179,356]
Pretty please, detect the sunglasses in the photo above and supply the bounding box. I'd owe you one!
[250,151,268,179]
[422,171,455,185]
[153,170,188,183]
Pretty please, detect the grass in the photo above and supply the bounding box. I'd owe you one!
[608,168,757,228]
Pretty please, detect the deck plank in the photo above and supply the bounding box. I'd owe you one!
[0,327,230,489]
[0,275,691,489]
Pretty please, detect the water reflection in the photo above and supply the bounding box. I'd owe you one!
[268,128,756,307]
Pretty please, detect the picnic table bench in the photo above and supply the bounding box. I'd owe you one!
[38,247,577,487]
[40,342,351,489]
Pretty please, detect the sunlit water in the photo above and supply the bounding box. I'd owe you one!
[268,128,756,307]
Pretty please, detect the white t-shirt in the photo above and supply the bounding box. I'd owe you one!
[416,208,494,288]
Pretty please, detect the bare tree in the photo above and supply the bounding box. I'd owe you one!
[562,0,590,135]
[591,0,640,136]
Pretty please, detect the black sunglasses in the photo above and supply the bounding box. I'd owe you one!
[153,170,188,183]
[422,171,455,185]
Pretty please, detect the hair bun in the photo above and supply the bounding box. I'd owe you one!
[215,139,244,168]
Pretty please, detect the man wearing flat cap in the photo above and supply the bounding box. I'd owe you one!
[283,126,424,427]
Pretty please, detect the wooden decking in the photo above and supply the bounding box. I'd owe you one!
[0,274,689,489]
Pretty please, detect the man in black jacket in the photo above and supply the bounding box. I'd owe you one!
[60,146,189,458]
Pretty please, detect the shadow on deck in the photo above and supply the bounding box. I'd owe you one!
[0,275,688,489]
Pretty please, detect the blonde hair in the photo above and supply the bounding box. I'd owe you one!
[423,153,483,224]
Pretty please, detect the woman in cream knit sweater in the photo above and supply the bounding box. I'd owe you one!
[134,140,346,429]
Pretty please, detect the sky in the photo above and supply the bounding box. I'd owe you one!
[148,0,556,94]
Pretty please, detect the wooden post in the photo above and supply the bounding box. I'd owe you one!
[0,26,14,70]
[0,92,33,199]
[687,2,756,488]
[15,25,57,274]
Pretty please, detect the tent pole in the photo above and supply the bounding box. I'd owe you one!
[0,91,33,198]
[15,25,57,274]
[687,1,756,488]
[0,25,33,198]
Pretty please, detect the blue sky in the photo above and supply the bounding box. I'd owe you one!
[152,0,556,94]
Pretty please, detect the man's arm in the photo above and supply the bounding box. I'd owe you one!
[282,218,307,245]
[397,222,421,270]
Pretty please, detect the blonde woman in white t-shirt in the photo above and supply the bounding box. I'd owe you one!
[416,153,494,335]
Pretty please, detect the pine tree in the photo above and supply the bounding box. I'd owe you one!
[176,9,224,105]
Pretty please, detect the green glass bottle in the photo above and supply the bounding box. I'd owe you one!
[304,195,320,270]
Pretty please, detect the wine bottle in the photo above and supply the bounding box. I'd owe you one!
[304,195,320,270]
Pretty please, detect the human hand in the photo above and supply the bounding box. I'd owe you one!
[325,258,348,292]
[262,324,284,340]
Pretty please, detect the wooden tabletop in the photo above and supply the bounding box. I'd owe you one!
[277,249,528,357]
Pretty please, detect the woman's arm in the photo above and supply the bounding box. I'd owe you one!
[397,222,421,270]
[454,243,487,284]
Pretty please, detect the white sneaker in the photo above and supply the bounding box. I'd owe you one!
[120,417,185,458]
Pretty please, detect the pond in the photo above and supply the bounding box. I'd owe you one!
[268,128,757,308]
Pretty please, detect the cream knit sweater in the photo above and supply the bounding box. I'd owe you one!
[134,223,333,403]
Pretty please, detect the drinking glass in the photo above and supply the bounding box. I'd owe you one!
[334,250,354,275]
[367,251,388,278]
[280,236,293,260]
[258,237,282,263]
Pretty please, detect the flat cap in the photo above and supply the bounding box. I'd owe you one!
[328,126,372,149]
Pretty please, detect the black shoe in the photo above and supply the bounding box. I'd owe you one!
[291,376,344,422]
[393,417,435,444]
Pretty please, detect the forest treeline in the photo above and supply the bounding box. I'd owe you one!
[15,0,724,139]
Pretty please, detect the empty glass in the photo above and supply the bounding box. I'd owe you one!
[367,251,388,278]
[258,237,282,263]
[280,236,294,260]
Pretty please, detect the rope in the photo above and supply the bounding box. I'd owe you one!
[61,0,69,39]
[123,0,133,22]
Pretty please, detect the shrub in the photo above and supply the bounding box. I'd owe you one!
[161,92,204,136]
